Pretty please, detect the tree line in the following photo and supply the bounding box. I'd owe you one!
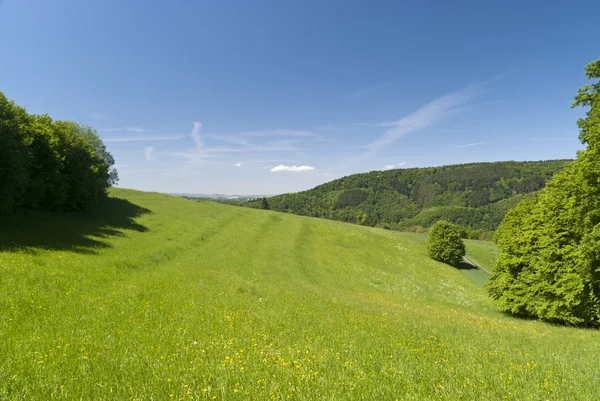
[0,92,117,214]
[247,160,568,237]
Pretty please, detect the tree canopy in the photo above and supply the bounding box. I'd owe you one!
[426,221,466,266]
[247,160,568,235]
[487,59,600,326]
[0,92,117,214]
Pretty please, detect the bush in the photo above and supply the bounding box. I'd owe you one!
[426,221,466,265]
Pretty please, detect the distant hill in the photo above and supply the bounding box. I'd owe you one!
[173,193,267,199]
[174,193,268,204]
[248,160,570,235]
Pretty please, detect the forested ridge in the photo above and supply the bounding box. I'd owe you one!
[248,160,569,236]
[0,91,117,214]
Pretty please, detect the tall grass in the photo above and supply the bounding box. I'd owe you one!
[1,188,598,400]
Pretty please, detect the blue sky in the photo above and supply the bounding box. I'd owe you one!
[1,0,598,194]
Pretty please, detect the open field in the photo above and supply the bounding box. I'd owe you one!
[1,188,599,400]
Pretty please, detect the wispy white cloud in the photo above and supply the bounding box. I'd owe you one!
[242,129,317,138]
[233,162,242,167]
[144,146,154,161]
[203,135,250,146]
[365,83,481,156]
[203,143,301,153]
[351,121,396,127]
[248,159,298,166]
[103,135,185,143]
[205,129,317,141]
[191,122,203,153]
[172,124,308,168]
[316,124,344,132]
[383,162,407,170]
[200,130,314,154]
[316,172,334,177]
[107,126,313,148]
[344,81,392,100]
[101,126,153,133]
[454,141,489,149]
[523,137,574,140]
[118,167,173,174]
[174,122,205,163]
[86,112,108,120]
[269,165,315,172]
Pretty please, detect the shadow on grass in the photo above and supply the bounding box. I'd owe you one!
[456,259,490,287]
[0,197,151,254]
[456,260,479,270]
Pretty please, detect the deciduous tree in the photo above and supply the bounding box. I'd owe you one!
[426,220,466,266]
[487,59,600,326]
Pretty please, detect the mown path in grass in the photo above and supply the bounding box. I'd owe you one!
[461,240,499,287]
[1,188,599,400]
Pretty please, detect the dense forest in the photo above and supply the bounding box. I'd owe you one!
[248,160,569,238]
[0,92,117,214]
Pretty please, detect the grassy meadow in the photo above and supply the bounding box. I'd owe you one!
[1,188,599,400]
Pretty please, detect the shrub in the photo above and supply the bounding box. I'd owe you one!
[426,221,466,265]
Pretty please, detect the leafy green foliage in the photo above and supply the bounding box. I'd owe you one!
[335,189,368,208]
[426,220,466,265]
[356,211,368,225]
[0,92,116,213]
[488,59,600,326]
[0,94,28,214]
[248,161,567,231]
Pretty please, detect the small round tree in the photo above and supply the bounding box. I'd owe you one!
[426,221,466,265]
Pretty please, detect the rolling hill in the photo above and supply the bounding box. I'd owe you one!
[249,160,569,235]
[1,188,599,400]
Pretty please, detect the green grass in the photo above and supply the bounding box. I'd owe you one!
[461,240,498,286]
[1,188,599,400]
[463,240,499,273]
[402,234,494,287]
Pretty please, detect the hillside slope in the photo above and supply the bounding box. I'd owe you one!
[1,188,599,400]
[250,160,569,233]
